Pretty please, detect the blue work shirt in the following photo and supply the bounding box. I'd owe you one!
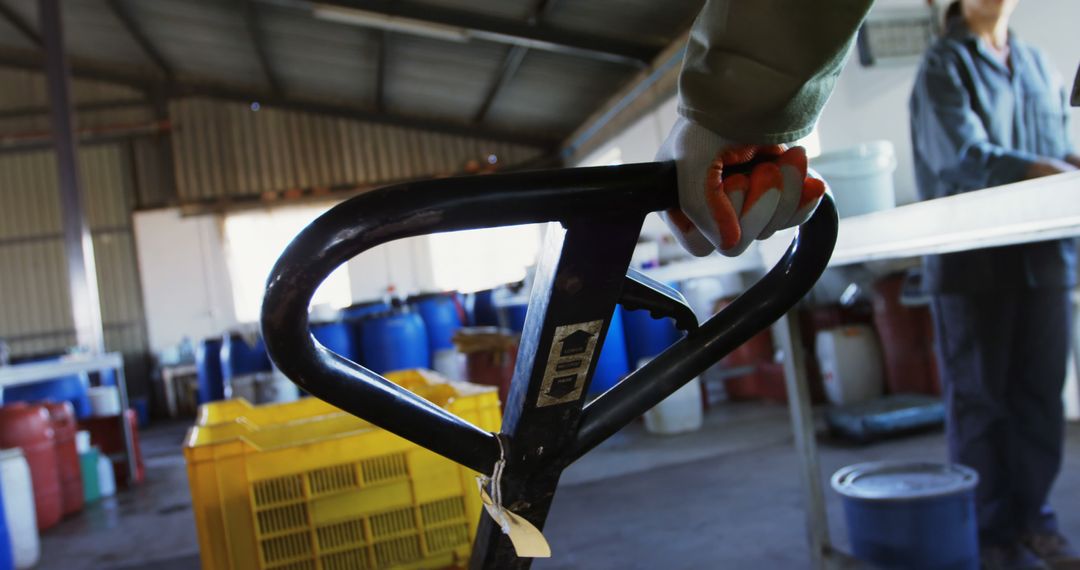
[909,17,1076,293]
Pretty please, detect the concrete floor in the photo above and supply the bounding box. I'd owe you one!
[37,404,1080,569]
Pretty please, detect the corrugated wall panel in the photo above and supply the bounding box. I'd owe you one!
[0,144,147,358]
[169,98,544,203]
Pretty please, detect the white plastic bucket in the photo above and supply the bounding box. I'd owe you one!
[0,448,40,569]
[641,358,704,435]
[816,326,885,406]
[88,385,122,417]
[812,140,897,218]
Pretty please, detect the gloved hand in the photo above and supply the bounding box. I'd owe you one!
[656,117,827,257]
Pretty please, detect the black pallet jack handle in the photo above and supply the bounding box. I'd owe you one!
[261,161,837,569]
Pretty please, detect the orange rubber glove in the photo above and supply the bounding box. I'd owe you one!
[656,117,827,257]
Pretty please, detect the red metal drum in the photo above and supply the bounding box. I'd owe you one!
[43,402,84,516]
[0,403,63,530]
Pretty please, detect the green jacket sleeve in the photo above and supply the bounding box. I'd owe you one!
[679,0,874,144]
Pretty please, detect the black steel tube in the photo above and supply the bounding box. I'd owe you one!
[569,195,838,461]
[261,163,675,475]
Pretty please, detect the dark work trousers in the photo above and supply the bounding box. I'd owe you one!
[931,289,1073,546]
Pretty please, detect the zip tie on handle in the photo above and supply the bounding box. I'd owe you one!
[476,433,552,558]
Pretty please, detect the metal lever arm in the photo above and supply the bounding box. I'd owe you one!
[261,163,674,476]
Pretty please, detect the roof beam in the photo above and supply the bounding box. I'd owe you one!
[242,0,284,95]
[473,0,560,123]
[472,46,526,123]
[104,0,173,79]
[0,49,556,148]
[261,0,656,67]
[0,1,42,48]
[374,30,387,112]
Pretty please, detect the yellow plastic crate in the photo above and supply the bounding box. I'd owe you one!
[184,370,501,570]
[195,370,444,428]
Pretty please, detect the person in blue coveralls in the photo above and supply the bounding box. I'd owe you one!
[910,1,1080,568]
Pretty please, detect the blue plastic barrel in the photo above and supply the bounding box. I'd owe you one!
[220,334,271,380]
[469,289,499,327]
[342,300,390,320]
[361,310,431,373]
[196,338,225,404]
[312,321,360,361]
[832,462,979,570]
[500,303,529,333]
[0,475,13,570]
[3,356,91,419]
[589,308,631,395]
[409,293,463,354]
[620,305,682,367]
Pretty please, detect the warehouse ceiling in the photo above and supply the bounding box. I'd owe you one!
[0,0,701,147]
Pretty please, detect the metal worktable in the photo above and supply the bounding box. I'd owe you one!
[0,352,139,484]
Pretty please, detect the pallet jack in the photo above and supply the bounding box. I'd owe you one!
[260,162,838,569]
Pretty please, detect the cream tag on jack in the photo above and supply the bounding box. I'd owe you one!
[478,485,552,558]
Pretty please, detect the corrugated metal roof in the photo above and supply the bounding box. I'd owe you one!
[385,34,506,121]
[0,0,698,141]
[261,6,377,102]
[543,0,702,47]
[124,0,267,86]
[483,50,634,136]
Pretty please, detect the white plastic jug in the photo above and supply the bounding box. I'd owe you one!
[258,369,300,404]
[97,454,116,499]
[0,448,40,569]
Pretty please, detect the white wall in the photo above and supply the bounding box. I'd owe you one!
[134,206,440,351]
[133,209,238,351]
[817,0,1080,205]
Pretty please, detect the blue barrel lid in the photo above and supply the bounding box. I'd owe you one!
[831,461,978,501]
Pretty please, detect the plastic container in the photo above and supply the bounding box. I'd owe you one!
[88,385,122,417]
[621,305,682,366]
[0,405,62,530]
[811,140,897,218]
[79,448,101,503]
[816,326,885,406]
[196,338,226,404]
[80,410,145,488]
[4,371,91,419]
[184,370,501,570]
[410,293,464,356]
[257,369,300,405]
[872,274,941,396]
[832,462,979,569]
[131,397,150,428]
[467,289,499,327]
[97,454,116,498]
[644,379,704,434]
[195,370,438,429]
[589,309,630,395]
[342,300,391,321]
[361,310,431,373]
[229,375,259,403]
[311,321,359,362]
[453,329,517,405]
[0,466,13,570]
[0,448,39,569]
[222,334,272,381]
[43,402,84,516]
